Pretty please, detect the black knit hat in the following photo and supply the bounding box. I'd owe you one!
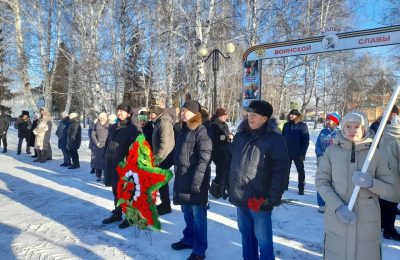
[289,109,301,116]
[22,110,29,116]
[182,100,201,114]
[245,100,273,118]
[116,103,131,113]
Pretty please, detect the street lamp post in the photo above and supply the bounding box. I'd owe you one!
[198,42,235,115]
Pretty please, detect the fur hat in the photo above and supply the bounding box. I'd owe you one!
[61,111,69,118]
[117,103,131,113]
[149,105,164,115]
[69,112,79,119]
[289,109,301,117]
[22,110,29,116]
[215,108,227,118]
[342,110,369,133]
[245,100,273,118]
[326,111,341,125]
[98,112,107,120]
[182,100,201,114]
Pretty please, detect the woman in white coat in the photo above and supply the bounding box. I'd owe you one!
[33,107,53,163]
[316,111,394,260]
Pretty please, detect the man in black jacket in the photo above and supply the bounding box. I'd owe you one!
[0,109,10,153]
[102,103,140,229]
[226,100,289,260]
[15,111,32,155]
[171,100,212,260]
[66,112,81,169]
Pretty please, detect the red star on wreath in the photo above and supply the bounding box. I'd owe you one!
[116,134,173,230]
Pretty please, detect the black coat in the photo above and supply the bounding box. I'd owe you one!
[14,117,32,138]
[67,117,81,150]
[28,119,38,147]
[56,118,70,150]
[227,118,290,209]
[103,119,140,187]
[142,121,154,148]
[173,113,212,205]
[282,118,309,159]
[0,114,10,133]
[210,118,231,165]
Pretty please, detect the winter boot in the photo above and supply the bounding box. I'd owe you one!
[68,164,80,169]
[31,149,38,158]
[118,219,130,229]
[171,240,193,250]
[157,204,172,215]
[90,168,95,174]
[39,150,47,163]
[298,187,304,195]
[102,211,122,224]
[384,229,400,241]
[209,180,222,199]
[2,147,6,153]
[26,147,31,154]
[33,150,42,162]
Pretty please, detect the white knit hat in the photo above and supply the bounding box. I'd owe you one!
[342,111,369,134]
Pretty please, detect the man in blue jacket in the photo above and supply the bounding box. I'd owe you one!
[226,100,289,260]
[282,109,309,195]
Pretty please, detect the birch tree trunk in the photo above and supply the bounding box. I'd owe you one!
[11,0,38,111]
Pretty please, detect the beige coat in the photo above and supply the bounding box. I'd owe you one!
[316,132,394,260]
[33,115,52,150]
[380,124,400,202]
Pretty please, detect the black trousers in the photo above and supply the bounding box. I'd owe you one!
[18,137,30,153]
[112,182,122,216]
[288,158,305,188]
[158,158,172,207]
[0,133,7,148]
[68,148,80,166]
[379,198,398,232]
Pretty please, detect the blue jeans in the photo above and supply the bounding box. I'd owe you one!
[317,191,325,207]
[181,204,208,256]
[237,207,275,260]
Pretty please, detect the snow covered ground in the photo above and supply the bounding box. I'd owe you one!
[0,126,399,260]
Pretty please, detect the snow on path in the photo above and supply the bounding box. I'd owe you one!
[0,127,399,259]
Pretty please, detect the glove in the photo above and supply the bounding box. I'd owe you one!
[248,197,267,212]
[33,129,38,135]
[191,184,201,193]
[299,155,305,162]
[335,205,357,225]
[352,171,373,188]
[219,135,226,141]
[2,131,6,135]
[96,143,104,148]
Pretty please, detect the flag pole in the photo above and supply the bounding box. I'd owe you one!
[348,85,400,211]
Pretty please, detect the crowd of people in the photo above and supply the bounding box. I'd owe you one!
[0,99,399,260]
